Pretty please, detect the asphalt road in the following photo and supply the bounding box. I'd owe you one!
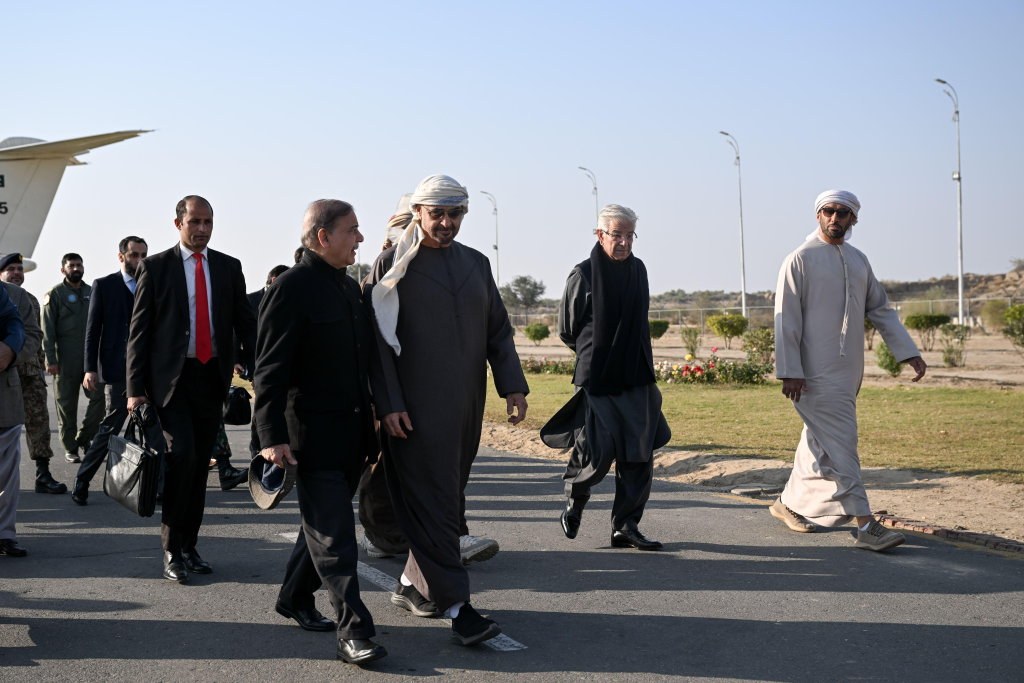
[1,380,1022,682]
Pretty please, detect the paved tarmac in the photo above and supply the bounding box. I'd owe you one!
[1,381,1022,682]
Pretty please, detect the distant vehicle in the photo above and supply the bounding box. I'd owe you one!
[0,130,150,270]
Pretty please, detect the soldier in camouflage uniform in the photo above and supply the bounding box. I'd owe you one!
[0,253,66,493]
[41,253,105,464]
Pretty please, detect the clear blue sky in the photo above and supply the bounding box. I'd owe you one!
[6,1,1023,304]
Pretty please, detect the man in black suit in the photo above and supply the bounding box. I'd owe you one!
[254,199,385,665]
[72,236,148,504]
[236,264,289,381]
[127,196,257,583]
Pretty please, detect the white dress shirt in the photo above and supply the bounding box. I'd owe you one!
[180,243,217,358]
[121,267,136,294]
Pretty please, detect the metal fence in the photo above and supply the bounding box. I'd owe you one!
[510,296,1020,334]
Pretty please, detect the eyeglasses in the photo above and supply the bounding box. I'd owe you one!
[819,207,853,219]
[426,208,466,220]
[599,229,638,242]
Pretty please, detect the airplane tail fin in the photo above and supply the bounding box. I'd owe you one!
[0,130,150,257]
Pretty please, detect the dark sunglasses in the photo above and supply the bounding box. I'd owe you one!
[426,208,466,220]
[819,207,853,219]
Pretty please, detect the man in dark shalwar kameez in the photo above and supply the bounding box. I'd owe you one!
[541,204,670,551]
[366,174,529,646]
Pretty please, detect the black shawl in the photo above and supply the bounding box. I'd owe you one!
[586,243,655,396]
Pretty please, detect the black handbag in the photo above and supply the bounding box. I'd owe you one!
[223,385,252,425]
[103,405,164,517]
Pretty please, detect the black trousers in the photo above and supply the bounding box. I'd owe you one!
[279,468,376,640]
[76,379,129,485]
[563,445,654,532]
[157,359,223,553]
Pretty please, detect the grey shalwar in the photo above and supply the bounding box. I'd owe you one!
[367,242,528,611]
[775,234,919,525]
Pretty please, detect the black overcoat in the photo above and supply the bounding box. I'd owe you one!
[253,250,375,472]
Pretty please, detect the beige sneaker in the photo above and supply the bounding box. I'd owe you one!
[769,498,815,533]
[854,520,906,552]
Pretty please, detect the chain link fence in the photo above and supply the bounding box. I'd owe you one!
[510,296,1020,334]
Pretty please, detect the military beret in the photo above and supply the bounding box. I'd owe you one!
[0,253,23,271]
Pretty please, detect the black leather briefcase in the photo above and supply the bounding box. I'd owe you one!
[103,406,164,518]
[223,385,252,425]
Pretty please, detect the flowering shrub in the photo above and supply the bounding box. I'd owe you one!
[521,356,576,375]
[654,351,773,385]
[741,327,775,365]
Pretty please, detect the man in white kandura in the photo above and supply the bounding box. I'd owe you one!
[771,190,927,551]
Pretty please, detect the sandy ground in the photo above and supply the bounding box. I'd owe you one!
[514,326,1024,389]
[480,421,1024,544]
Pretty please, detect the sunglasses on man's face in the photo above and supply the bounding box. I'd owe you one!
[819,207,853,219]
[426,208,465,220]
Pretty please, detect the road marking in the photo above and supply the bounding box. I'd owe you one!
[357,562,398,591]
[484,634,528,651]
[276,532,527,651]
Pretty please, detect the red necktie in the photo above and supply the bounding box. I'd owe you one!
[193,253,212,364]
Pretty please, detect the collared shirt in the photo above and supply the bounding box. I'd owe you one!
[180,242,217,358]
[121,268,136,294]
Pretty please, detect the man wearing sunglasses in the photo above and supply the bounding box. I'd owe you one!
[542,204,670,551]
[366,174,528,647]
[772,189,926,551]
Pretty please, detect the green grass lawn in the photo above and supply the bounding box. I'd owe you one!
[486,374,1024,484]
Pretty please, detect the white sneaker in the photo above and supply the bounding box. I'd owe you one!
[459,534,499,566]
[360,532,394,559]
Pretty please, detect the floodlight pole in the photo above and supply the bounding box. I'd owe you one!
[579,167,599,233]
[935,79,964,323]
[481,190,499,286]
[720,131,747,317]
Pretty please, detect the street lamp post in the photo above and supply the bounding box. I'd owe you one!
[935,78,964,324]
[481,191,499,286]
[719,131,747,317]
[579,167,598,233]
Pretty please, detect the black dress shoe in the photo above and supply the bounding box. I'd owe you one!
[35,460,68,494]
[451,603,502,646]
[0,539,27,556]
[560,499,583,539]
[336,638,387,665]
[275,602,336,631]
[611,529,663,551]
[156,493,164,504]
[71,479,89,505]
[391,581,442,618]
[182,548,212,574]
[219,467,249,491]
[163,551,188,583]
[64,452,81,464]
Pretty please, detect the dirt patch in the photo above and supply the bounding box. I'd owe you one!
[481,421,1024,544]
